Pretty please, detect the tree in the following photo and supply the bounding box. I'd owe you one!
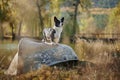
[105,2,120,38]
[36,0,46,38]
[0,0,16,41]
[65,0,91,43]
[36,0,61,38]
[73,0,80,36]
[17,20,22,39]
[50,0,60,17]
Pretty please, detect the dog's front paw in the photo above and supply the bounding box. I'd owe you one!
[52,43,59,46]
[42,39,45,42]
[50,42,56,45]
[44,42,54,45]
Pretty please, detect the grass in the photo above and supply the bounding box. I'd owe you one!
[0,40,18,70]
[74,39,120,80]
[0,39,120,80]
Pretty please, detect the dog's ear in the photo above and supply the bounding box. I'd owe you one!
[54,16,58,22]
[61,17,64,22]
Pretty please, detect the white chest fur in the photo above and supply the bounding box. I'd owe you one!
[53,26,63,43]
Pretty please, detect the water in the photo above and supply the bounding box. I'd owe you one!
[0,41,18,50]
[0,44,18,50]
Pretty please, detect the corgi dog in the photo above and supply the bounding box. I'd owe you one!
[42,16,64,45]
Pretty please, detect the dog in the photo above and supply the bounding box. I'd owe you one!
[42,16,64,45]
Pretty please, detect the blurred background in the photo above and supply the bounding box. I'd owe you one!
[0,0,120,56]
[0,0,120,79]
[0,0,120,42]
[0,0,120,65]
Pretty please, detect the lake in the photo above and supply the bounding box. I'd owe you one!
[0,40,18,50]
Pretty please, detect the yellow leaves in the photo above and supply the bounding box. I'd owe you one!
[19,65,80,80]
[45,71,51,77]
[50,0,60,16]
[64,78,71,80]
[114,7,120,16]
[111,3,120,18]
[0,0,15,22]
[27,65,52,80]
[38,76,44,80]
[80,0,91,9]
[105,2,120,35]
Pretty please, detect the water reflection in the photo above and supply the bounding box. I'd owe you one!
[0,43,18,50]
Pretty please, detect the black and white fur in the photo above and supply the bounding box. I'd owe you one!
[42,16,64,45]
[42,28,55,45]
